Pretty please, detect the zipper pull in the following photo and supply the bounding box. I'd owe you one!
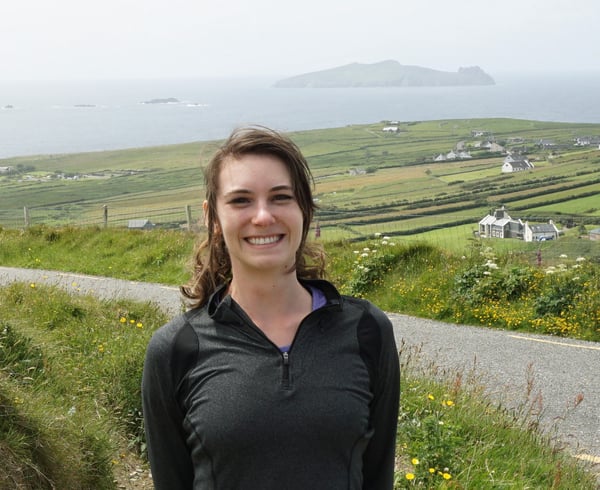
[281,351,291,389]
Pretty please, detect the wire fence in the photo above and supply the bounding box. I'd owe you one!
[0,204,203,231]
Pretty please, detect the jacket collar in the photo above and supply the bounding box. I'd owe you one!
[206,279,343,324]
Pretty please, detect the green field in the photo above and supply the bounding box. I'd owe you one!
[2,118,600,242]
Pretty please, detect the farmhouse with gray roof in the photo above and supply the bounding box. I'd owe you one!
[501,154,534,173]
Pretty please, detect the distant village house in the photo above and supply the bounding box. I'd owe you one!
[501,154,534,173]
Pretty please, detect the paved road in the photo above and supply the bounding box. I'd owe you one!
[1,266,598,471]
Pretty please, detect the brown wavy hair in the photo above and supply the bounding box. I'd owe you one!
[180,126,326,309]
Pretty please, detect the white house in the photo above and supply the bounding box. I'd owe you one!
[523,221,560,242]
[478,206,523,239]
[501,154,533,173]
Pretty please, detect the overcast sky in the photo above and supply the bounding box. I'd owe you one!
[2,0,599,81]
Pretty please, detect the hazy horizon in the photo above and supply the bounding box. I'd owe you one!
[1,0,599,82]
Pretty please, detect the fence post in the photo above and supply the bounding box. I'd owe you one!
[23,206,30,228]
[185,205,192,230]
[103,205,108,228]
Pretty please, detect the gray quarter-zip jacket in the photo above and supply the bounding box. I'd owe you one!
[142,279,400,489]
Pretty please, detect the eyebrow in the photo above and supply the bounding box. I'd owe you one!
[222,184,293,198]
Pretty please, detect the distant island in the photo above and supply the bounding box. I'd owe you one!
[274,60,495,88]
[141,98,180,104]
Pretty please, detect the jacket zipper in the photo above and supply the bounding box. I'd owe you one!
[281,351,291,389]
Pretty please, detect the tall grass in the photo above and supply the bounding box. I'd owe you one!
[0,283,167,489]
[395,343,595,488]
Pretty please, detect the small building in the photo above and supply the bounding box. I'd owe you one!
[589,228,600,241]
[523,221,560,242]
[501,154,534,173]
[128,219,155,230]
[382,126,399,133]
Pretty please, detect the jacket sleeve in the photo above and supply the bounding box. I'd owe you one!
[141,320,195,490]
[362,306,400,490]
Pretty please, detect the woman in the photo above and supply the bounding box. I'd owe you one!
[142,126,400,489]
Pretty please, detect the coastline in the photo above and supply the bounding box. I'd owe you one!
[2,73,600,159]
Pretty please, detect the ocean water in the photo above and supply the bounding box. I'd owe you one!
[1,72,599,159]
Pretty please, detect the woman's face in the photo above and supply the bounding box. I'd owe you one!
[213,153,304,277]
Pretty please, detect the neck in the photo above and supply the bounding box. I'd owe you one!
[227,272,312,346]
[228,270,305,310]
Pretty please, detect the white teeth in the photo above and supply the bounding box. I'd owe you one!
[247,235,280,245]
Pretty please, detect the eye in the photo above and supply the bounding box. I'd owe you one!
[273,193,294,202]
[228,196,251,205]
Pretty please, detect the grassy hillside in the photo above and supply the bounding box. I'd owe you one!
[2,118,600,240]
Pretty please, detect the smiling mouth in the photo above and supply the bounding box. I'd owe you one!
[246,235,283,245]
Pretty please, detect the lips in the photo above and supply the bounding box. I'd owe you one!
[246,235,283,245]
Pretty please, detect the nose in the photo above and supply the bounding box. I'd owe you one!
[251,201,276,226]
